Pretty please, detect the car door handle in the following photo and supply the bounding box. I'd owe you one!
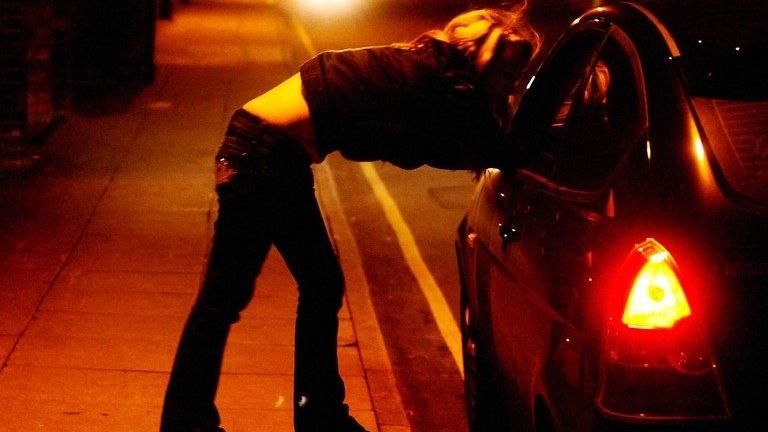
[499,218,521,251]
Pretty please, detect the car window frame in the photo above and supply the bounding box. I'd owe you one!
[509,23,650,203]
[551,26,649,192]
[508,19,611,178]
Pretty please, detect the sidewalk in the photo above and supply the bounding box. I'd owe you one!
[0,1,407,431]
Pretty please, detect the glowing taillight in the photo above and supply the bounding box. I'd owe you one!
[598,239,728,421]
[622,250,691,329]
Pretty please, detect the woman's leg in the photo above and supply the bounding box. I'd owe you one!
[160,189,272,432]
[160,113,282,431]
[161,109,365,431]
[268,171,366,432]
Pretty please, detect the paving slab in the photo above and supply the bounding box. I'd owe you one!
[23,310,355,348]
[8,334,178,372]
[254,252,300,296]
[0,401,159,432]
[116,157,216,180]
[39,289,196,316]
[0,365,370,411]
[52,270,203,294]
[41,249,333,301]
[220,409,377,432]
[221,344,364,376]
[0,366,166,407]
[0,365,167,432]
[22,311,186,342]
[85,209,211,239]
[97,182,213,213]
[0,271,54,335]
[138,96,227,121]
[8,334,364,377]
[124,129,221,158]
[0,336,15,363]
[217,373,372,410]
[0,365,375,432]
[218,409,294,432]
[37,284,350,320]
[0,217,88,264]
[66,250,208,274]
[0,366,166,432]
[129,133,222,162]
[0,246,72,275]
[27,112,147,177]
[77,233,210,256]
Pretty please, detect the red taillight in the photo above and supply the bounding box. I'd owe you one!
[597,238,729,422]
[622,249,691,329]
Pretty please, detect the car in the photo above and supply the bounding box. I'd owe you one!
[455,1,768,431]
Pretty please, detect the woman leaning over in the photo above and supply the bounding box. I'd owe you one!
[159,7,540,432]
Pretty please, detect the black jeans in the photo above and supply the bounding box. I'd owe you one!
[160,110,348,432]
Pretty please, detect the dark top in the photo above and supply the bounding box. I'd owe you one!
[299,35,509,170]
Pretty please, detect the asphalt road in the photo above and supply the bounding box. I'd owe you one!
[288,2,476,431]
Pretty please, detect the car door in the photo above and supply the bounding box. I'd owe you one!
[478,24,650,429]
[473,23,609,426]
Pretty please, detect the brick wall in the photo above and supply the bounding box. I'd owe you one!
[0,0,157,163]
[25,0,56,139]
[71,0,157,101]
[0,0,27,154]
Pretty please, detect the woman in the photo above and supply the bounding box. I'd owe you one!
[160,8,539,432]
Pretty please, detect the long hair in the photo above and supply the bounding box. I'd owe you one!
[422,6,542,176]
[426,6,541,74]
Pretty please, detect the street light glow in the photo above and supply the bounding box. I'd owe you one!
[297,0,361,15]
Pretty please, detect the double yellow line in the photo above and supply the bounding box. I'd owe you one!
[359,164,463,376]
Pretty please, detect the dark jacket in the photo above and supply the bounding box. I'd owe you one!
[299,35,510,170]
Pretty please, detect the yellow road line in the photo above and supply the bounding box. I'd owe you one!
[360,163,463,376]
[286,9,464,377]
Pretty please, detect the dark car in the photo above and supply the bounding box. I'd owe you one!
[456,1,768,431]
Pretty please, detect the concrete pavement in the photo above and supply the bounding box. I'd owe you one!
[0,1,408,431]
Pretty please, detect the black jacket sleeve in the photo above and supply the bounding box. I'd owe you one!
[299,35,513,170]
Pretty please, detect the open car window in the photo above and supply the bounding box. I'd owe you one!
[513,26,647,193]
[510,27,608,176]
[551,29,647,191]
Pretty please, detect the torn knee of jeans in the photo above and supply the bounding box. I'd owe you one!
[297,394,310,408]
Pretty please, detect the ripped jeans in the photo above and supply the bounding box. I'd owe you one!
[160,109,349,432]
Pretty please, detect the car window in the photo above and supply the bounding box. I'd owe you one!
[510,28,608,176]
[550,32,646,191]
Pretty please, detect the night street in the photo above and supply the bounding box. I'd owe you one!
[3,1,767,432]
[0,1,476,431]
